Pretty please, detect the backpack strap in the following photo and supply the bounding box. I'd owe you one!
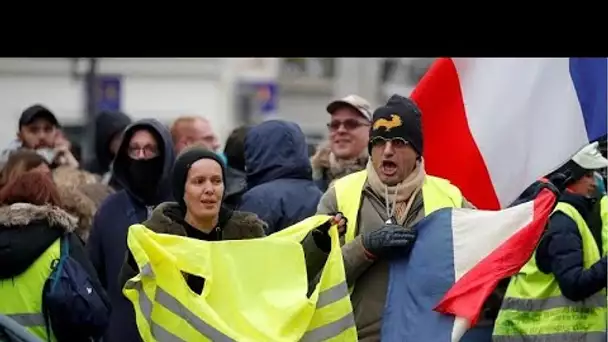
[43,299,52,342]
[43,234,70,342]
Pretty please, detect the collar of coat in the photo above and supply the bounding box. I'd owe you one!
[142,201,266,240]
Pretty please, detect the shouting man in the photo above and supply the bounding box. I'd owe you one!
[304,94,472,341]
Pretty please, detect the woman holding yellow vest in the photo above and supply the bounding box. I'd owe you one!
[494,142,608,341]
[119,146,351,341]
[119,147,268,295]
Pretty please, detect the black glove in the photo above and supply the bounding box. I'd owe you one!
[361,223,417,260]
[312,213,347,253]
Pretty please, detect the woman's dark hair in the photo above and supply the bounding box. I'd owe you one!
[0,170,62,206]
[223,126,250,171]
[0,150,48,189]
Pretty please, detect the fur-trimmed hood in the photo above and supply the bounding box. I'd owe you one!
[56,182,114,243]
[53,165,101,189]
[0,203,78,279]
[0,203,77,231]
[310,139,368,187]
[142,202,266,240]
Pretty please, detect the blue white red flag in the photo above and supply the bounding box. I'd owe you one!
[411,58,607,210]
[381,188,557,341]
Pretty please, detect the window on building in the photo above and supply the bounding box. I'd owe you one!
[281,58,335,79]
[380,58,436,86]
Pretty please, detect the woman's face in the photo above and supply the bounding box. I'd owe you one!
[184,158,224,220]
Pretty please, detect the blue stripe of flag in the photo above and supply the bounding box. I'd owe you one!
[382,208,455,341]
[569,58,607,141]
[381,208,494,341]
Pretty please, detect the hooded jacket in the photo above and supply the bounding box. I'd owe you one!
[238,120,322,234]
[86,119,175,342]
[223,166,247,209]
[0,203,108,339]
[85,111,132,189]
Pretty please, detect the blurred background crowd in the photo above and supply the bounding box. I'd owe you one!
[0,58,440,162]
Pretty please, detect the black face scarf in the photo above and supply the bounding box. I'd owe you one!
[127,155,164,203]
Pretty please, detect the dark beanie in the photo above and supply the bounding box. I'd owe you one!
[369,94,423,156]
[172,146,226,210]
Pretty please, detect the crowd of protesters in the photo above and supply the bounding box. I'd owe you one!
[0,94,605,342]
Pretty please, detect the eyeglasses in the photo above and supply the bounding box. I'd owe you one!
[127,145,159,159]
[327,119,370,132]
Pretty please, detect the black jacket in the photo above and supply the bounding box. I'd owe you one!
[223,166,247,209]
[536,192,607,301]
[86,119,175,342]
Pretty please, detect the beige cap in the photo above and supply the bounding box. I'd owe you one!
[326,95,373,121]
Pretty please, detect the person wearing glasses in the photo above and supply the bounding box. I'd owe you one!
[86,119,176,342]
[311,95,373,191]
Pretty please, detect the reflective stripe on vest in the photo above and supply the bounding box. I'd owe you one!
[332,170,463,244]
[5,313,45,326]
[124,216,357,342]
[0,238,60,341]
[493,202,608,341]
[126,263,355,342]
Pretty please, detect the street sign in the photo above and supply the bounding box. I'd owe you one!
[96,75,121,112]
[254,82,278,115]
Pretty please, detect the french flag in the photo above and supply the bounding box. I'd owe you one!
[381,188,557,341]
[411,57,608,210]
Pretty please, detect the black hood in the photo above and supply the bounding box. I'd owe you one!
[113,119,176,204]
[94,111,132,172]
[225,167,247,197]
[0,203,77,279]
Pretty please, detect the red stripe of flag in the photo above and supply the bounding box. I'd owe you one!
[411,58,500,210]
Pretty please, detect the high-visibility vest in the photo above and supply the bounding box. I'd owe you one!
[601,195,608,256]
[0,239,60,341]
[124,215,357,342]
[493,202,608,341]
[332,170,463,244]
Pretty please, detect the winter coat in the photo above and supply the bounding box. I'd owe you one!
[239,120,322,234]
[0,203,108,340]
[536,191,607,301]
[86,119,175,342]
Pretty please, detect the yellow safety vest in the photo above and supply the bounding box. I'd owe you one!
[332,170,463,243]
[124,215,357,342]
[0,239,60,341]
[601,195,608,256]
[493,202,607,341]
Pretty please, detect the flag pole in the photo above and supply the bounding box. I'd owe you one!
[451,316,469,342]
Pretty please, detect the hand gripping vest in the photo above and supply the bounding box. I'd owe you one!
[332,170,463,244]
[123,215,357,342]
[493,202,608,341]
[0,239,60,341]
